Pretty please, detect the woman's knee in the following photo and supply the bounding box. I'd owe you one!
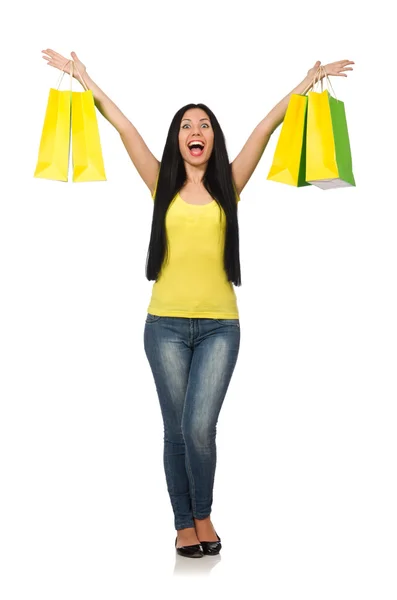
[182,422,216,450]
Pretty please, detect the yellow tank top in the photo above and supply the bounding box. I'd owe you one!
[147,184,240,319]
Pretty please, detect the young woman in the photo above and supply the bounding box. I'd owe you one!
[41,49,354,558]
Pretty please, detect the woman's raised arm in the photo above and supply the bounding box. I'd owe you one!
[41,49,160,194]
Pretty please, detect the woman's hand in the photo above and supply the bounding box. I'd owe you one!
[307,59,355,81]
[41,49,87,82]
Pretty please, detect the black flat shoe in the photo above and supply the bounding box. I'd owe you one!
[199,532,222,555]
[175,536,204,558]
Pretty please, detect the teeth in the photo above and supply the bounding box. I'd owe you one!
[188,142,204,148]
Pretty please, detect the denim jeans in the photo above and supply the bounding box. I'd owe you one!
[144,314,240,530]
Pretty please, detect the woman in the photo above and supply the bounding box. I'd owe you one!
[41,49,354,558]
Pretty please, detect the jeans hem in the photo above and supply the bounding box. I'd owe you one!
[175,521,195,530]
[193,512,211,520]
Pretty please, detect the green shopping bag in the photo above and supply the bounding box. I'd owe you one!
[306,69,356,189]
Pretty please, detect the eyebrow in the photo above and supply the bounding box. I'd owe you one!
[181,118,210,122]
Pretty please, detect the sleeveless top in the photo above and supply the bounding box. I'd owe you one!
[147,180,240,319]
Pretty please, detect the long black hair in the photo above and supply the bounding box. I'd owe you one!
[145,103,241,286]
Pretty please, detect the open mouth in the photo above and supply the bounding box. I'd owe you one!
[188,142,205,156]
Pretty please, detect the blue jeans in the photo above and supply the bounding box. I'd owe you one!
[144,314,240,530]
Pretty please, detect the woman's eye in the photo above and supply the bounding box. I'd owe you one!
[182,123,209,129]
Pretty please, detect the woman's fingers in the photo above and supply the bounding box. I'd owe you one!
[43,49,65,60]
[322,60,355,77]
[43,56,72,73]
[325,60,354,72]
[41,49,86,76]
[42,49,71,68]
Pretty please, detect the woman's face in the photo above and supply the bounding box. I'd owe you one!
[178,108,214,166]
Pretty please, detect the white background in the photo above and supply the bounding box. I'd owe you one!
[1,0,396,597]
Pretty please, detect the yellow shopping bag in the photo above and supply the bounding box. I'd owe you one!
[71,63,106,182]
[267,93,311,187]
[33,63,73,182]
[306,69,355,189]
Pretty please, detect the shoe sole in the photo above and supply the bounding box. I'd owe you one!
[176,549,204,558]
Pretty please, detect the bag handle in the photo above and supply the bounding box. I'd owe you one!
[302,65,339,101]
[311,65,339,101]
[55,59,89,92]
[302,67,322,95]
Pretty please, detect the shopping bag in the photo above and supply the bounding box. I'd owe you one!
[267,93,311,187]
[33,63,73,182]
[71,64,106,182]
[306,70,355,189]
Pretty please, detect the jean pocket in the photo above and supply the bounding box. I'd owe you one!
[214,318,240,328]
[145,313,162,324]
